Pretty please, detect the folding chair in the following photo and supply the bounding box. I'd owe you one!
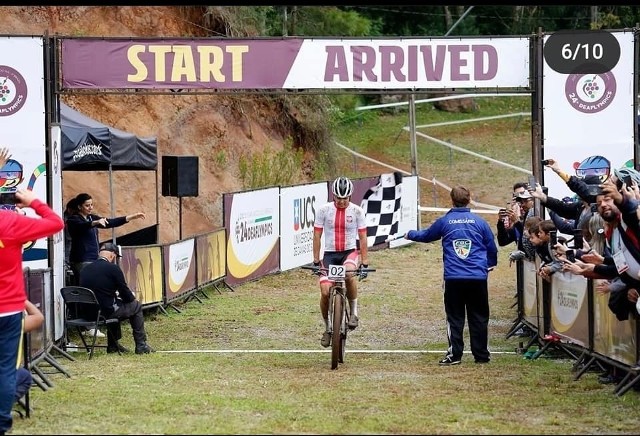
[60,286,121,359]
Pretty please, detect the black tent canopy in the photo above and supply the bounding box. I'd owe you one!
[60,102,157,171]
[59,101,158,243]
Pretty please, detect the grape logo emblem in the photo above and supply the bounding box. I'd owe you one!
[0,65,28,116]
[564,72,616,114]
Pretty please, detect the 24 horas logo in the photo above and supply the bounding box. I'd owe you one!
[0,65,28,116]
[564,71,616,114]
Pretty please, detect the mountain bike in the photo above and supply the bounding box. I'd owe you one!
[303,263,375,370]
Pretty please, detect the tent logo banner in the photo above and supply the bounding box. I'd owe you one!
[0,65,27,116]
[72,135,105,163]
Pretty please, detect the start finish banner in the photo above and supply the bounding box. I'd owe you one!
[60,37,531,90]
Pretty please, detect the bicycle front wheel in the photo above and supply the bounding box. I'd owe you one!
[331,291,343,370]
[339,315,347,364]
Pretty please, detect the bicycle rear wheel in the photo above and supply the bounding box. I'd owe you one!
[331,292,343,370]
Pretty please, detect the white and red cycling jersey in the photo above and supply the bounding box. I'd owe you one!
[314,201,367,252]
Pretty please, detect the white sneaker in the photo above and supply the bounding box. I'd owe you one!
[66,342,79,352]
[84,328,105,338]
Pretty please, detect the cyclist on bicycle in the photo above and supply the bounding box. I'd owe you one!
[313,176,369,348]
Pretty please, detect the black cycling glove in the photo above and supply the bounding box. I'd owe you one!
[360,264,369,279]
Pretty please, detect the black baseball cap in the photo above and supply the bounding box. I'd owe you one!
[100,242,121,257]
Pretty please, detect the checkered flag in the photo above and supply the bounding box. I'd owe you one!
[360,172,403,247]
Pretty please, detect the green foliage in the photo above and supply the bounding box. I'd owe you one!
[264,94,338,181]
[299,6,374,36]
[591,12,621,30]
[213,150,227,167]
[270,6,377,37]
[237,141,305,189]
[194,6,640,40]
[326,94,377,127]
[200,6,276,36]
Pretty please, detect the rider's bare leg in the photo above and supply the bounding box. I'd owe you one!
[344,254,360,318]
[320,281,331,330]
[345,275,358,316]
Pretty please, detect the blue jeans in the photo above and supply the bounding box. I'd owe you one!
[0,313,22,434]
[14,367,32,402]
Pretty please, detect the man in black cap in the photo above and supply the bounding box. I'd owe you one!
[79,242,155,354]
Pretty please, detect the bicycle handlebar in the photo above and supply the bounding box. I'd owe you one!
[301,265,377,276]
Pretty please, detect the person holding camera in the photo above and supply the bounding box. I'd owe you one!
[405,185,497,366]
[529,172,597,236]
[497,183,537,266]
[496,182,529,247]
[542,158,607,202]
[0,146,64,436]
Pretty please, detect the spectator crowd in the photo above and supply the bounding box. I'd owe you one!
[497,156,640,385]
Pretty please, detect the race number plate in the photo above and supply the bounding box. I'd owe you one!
[327,264,346,281]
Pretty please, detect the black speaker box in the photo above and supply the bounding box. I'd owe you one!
[161,156,199,197]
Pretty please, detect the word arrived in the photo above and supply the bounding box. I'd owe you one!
[324,44,498,82]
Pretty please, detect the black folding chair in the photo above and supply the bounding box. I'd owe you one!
[60,286,121,359]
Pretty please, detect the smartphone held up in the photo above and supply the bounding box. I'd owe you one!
[0,192,17,205]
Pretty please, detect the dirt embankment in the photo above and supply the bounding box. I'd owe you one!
[0,6,292,243]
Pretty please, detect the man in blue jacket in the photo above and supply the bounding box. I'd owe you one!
[405,185,498,366]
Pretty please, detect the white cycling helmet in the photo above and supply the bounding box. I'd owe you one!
[332,176,353,198]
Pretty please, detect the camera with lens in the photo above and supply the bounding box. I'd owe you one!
[0,192,17,205]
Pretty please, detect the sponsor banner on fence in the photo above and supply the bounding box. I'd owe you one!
[61,37,531,90]
[121,245,164,306]
[196,229,226,285]
[550,271,589,347]
[224,187,280,286]
[280,182,328,272]
[163,238,197,302]
[592,279,637,365]
[523,259,540,327]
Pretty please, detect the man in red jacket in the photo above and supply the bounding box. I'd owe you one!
[0,147,64,435]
